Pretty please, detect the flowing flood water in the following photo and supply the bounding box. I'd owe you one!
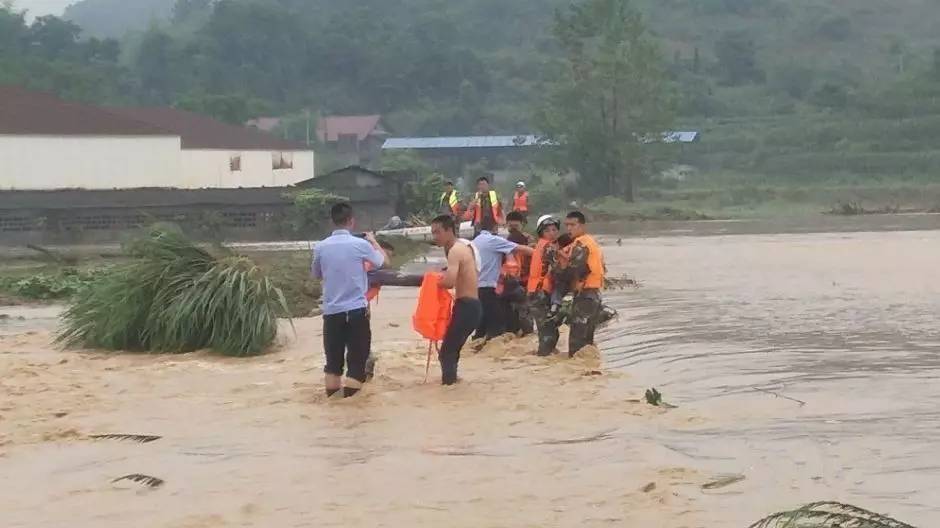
[2,215,939,527]
[599,216,940,524]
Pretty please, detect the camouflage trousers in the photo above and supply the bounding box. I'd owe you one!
[529,291,560,356]
[568,290,602,357]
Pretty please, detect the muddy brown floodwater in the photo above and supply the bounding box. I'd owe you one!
[2,216,939,527]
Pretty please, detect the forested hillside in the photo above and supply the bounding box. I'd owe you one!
[6,0,940,189]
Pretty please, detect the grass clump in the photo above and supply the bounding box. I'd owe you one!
[56,228,289,357]
[748,502,914,528]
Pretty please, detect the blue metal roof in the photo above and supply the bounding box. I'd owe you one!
[382,131,699,150]
[662,131,699,143]
[382,135,541,150]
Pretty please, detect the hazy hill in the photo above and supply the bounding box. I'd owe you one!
[62,0,173,37]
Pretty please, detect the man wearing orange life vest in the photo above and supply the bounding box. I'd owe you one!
[503,211,535,336]
[558,211,606,357]
[511,181,530,221]
[464,176,503,238]
[527,215,562,356]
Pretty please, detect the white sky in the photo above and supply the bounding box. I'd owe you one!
[10,0,73,18]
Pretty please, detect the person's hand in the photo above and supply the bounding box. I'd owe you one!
[364,232,379,246]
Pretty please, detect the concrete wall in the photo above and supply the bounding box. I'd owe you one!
[0,136,315,190]
[180,150,315,188]
[0,135,182,190]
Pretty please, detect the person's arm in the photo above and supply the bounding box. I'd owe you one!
[439,245,464,289]
[513,244,534,257]
[362,233,387,269]
[311,247,323,279]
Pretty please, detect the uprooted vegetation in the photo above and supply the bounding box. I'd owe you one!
[56,228,290,357]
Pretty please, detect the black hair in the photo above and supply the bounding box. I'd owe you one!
[479,216,497,233]
[566,211,587,224]
[506,211,527,224]
[477,176,490,183]
[557,233,574,247]
[431,214,457,234]
[331,202,354,226]
[444,180,454,186]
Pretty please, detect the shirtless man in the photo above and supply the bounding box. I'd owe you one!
[431,214,482,385]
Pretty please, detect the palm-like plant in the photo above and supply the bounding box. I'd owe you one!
[57,228,289,357]
[748,502,915,528]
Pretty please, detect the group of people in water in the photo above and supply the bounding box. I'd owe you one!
[313,176,606,396]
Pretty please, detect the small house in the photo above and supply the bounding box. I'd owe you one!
[315,115,389,166]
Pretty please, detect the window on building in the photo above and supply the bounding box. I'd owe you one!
[229,154,242,172]
[272,152,293,170]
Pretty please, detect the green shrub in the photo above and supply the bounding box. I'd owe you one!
[57,228,289,357]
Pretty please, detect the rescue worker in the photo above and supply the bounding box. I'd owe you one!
[311,203,388,398]
[503,211,535,336]
[527,214,562,356]
[430,214,482,385]
[471,216,533,340]
[511,181,530,221]
[557,211,605,357]
[439,180,460,216]
[464,176,503,238]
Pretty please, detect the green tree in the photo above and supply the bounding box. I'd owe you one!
[536,0,674,202]
[714,30,764,85]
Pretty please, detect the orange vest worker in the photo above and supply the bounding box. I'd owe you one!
[527,238,555,294]
[572,235,605,291]
[512,190,529,213]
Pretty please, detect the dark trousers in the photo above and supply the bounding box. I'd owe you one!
[439,298,483,385]
[502,278,532,337]
[529,291,560,356]
[323,308,371,382]
[475,287,508,340]
[569,291,602,357]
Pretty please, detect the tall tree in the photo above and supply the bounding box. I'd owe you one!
[536,0,674,201]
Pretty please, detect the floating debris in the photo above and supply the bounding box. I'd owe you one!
[702,474,746,490]
[89,434,162,444]
[112,474,164,488]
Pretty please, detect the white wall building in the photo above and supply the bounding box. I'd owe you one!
[109,107,314,188]
[0,86,314,190]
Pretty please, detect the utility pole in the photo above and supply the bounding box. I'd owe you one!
[305,108,311,146]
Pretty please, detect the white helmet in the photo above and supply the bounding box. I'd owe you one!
[516,181,526,188]
[536,214,559,234]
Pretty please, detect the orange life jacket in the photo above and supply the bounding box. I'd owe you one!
[412,272,453,342]
[512,190,529,212]
[365,262,380,302]
[572,234,604,291]
[527,238,555,294]
[495,253,521,296]
[464,191,503,225]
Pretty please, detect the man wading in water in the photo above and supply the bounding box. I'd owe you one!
[312,203,387,398]
[557,211,605,356]
[431,215,482,385]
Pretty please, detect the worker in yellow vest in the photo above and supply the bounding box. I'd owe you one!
[464,176,504,237]
[558,211,605,357]
[511,181,530,221]
[439,180,460,216]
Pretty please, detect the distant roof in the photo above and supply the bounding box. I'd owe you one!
[108,107,309,150]
[383,135,541,150]
[662,131,699,143]
[0,85,171,137]
[316,115,386,142]
[384,132,699,150]
[245,116,283,132]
